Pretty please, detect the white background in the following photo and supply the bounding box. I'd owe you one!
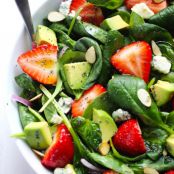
[0,0,47,173]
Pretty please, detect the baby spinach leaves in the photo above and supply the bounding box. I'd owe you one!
[129,23,173,43]
[74,37,103,90]
[129,12,144,27]
[86,0,123,10]
[71,117,102,151]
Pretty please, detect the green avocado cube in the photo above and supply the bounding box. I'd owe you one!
[166,134,174,157]
[64,62,91,90]
[101,15,129,31]
[24,122,52,150]
[35,25,57,46]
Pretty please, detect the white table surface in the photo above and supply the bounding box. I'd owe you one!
[0,0,47,173]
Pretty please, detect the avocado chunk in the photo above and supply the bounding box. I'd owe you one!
[151,80,174,106]
[166,134,174,157]
[35,25,57,46]
[93,109,117,143]
[24,122,52,150]
[64,62,91,90]
[101,15,129,31]
[54,164,76,174]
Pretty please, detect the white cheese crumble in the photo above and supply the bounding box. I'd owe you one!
[59,0,72,16]
[50,114,63,124]
[152,55,171,74]
[131,3,154,19]
[68,10,82,20]
[58,97,73,114]
[112,109,131,122]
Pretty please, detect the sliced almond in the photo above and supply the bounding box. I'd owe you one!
[99,142,110,156]
[32,149,44,158]
[151,40,162,56]
[144,167,159,174]
[85,46,96,64]
[29,93,43,102]
[48,11,65,22]
[163,149,168,156]
[153,0,164,3]
[137,89,152,107]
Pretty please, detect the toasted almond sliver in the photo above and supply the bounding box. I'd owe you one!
[85,46,96,64]
[48,11,65,22]
[151,40,162,56]
[144,167,159,174]
[29,93,43,102]
[32,149,44,158]
[153,0,164,3]
[137,89,152,107]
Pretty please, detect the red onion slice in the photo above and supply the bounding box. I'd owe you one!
[12,94,32,107]
[80,158,105,172]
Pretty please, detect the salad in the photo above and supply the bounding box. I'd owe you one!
[12,0,174,173]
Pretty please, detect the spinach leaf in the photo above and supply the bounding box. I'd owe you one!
[161,72,174,83]
[107,75,173,133]
[83,92,116,119]
[65,17,107,44]
[130,156,174,173]
[158,42,174,71]
[98,30,124,85]
[71,117,102,151]
[129,23,173,43]
[18,103,38,128]
[166,111,174,129]
[15,73,39,92]
[87,0,123,10]
[49,23,68,33]
[41,95,57,123]
[129,12,144,27]
[74,37,103,89]
[56,30,76,48]
[149,5,174,32]
[58,50,85,96]
[89,153,134,174]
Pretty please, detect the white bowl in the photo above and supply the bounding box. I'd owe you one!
[3,0,62,173]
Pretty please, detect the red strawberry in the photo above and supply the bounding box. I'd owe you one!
[17,44,58,85]
[113,119,146,157]
[71,84,106,117]
[103,170,118,174]
[165,171,174,174]
[125,0,167,14]
[111,41,152,82]
[42,124,74,169]
[70,0,104,26]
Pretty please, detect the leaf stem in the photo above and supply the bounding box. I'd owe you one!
[28,107,45,122]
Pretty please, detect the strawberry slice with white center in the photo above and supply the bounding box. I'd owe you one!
[125,0,167,14]
[17,44,58,85]
[113,119,146,157]
[70,0,104,26]
[71,84,106,117]
[111,41,152,82]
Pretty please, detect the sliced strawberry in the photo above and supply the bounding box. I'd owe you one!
[17,44,58,85]
[70,0,104,26]
[113,119,146,157]
[165,170,174,174]
[42,124,74,169]
[111,41,152,82]
[125,0,167,14]
[103,170,118,174]
[71,84,106,117]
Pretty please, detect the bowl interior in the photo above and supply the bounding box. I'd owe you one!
[4,0,61,173]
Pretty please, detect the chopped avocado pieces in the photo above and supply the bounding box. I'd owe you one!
[54,164,76,174]
[166,134,174,157]
[35,25,57,46]
[101,15,129,31]
[64,62,91,90]
[93,109,117,143]
[24,122,52,150]
[151,80,174,106]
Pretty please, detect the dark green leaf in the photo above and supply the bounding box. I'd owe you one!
[149,5,174,32]
[129,12,144,27]
[89,153,134,174]
[18,103,38,128]
[129,23,173,43]
[98,30,124,85]
[71,117,102,151]
[161,72,174,83]
[166,111,174,129]
[83,92,116,119]
[49,23,68,33]
[74,37,103,89]
[87,0,123,10]
[15,73,39,92]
